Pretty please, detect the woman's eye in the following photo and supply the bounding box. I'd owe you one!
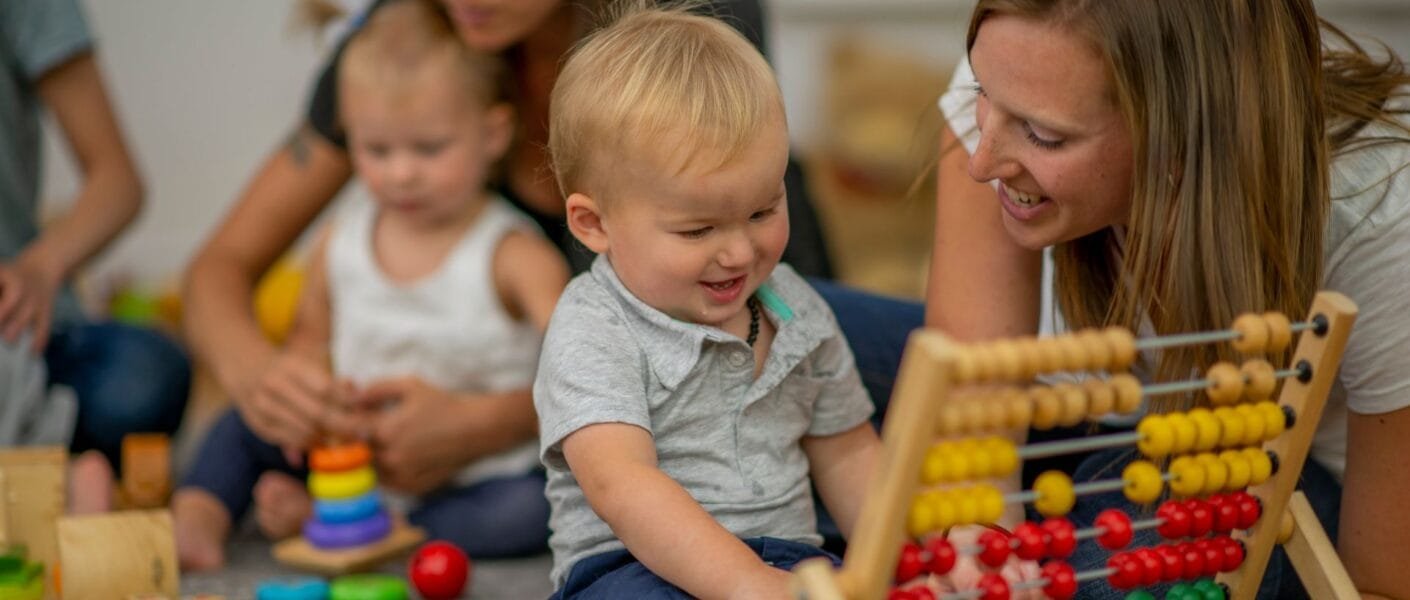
[1023,123,1065,150]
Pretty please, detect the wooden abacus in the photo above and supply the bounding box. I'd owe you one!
[794,291,1359,600]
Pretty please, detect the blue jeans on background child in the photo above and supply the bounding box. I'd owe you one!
[553,537,839,599]
[180,409,550,558]
[44,321,190,474]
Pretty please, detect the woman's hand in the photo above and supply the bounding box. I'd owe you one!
[235,349,338,453]
[352,377,473,494]
[0,259,60,352]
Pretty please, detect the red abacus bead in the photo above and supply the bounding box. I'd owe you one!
[1230,492,1262,529]
[1041,561,1078,600]
[1209,496,1240,533]
[1195,539,1223,575]
[1179,542,1206,581]
[1154,544,1184,582]
[1132,548,1163,587]
[1042,518,1078,558]
[1220,537,1247,571]
[1107,553,1142,589]
[911,587,937,600]
[978,530,1012,568]
[1012,522,1047,561]
[1157,501,1192,539]
[978,572,1011,600]
[895,542,925,583]
[1185,499,1215,537]
[1096,509,1135,549]
[888,588,913,600]
[924,537,957,575]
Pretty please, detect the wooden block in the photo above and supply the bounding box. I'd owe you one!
[57,510,179,599]
[272,519,426,576]
[0,446,65,600]
[119,434,172,509]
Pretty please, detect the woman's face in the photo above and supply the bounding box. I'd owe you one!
[967,13,1135,250]
[439,0,562,52]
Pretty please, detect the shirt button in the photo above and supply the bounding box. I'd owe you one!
[727,349,750,368]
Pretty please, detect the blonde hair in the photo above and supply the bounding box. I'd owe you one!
[548,3,784,198]
[965,0,1410,407]
[336,0,507,111]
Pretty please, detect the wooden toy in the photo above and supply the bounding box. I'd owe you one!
[0,544,44,600]
[0,447,64,600]
[408,540,470,600]
[273,442,424,575]
[56,509,179,599]
[793,291,1359,599]
[118,433,173,509]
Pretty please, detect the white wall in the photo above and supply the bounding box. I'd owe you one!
[39,0,1410,287]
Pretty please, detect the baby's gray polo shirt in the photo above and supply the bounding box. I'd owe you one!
[535,256,874,586]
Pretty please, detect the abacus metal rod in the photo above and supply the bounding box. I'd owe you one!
[937,566,1120,599]
[1004,473,1175,505]
[954,517,1165,555]
[1134,320,1316,352]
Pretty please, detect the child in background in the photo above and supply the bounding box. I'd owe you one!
[535,6,881,598]
[171,0,568,570]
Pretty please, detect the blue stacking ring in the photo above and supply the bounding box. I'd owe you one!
[314,490,382,524]
[256,577,330,600]
[304,509,392,549]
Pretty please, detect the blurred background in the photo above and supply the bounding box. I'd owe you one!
[38,0,1410,314]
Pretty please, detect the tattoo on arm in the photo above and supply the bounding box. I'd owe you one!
[284,127,311,167]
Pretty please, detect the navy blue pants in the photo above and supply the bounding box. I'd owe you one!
[45,321,191,474]
[553,537,838,599]
[180,409,550,558]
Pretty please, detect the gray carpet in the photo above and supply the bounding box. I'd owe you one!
[180,523,554,599]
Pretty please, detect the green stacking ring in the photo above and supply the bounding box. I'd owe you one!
[329,574,408,600]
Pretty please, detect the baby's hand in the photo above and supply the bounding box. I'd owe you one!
[932,526,1045,599]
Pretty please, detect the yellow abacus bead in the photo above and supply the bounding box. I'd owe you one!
[1205,361,1244,406]
[937,405,965,437]
[1245,448,1274,485]
[1256,402,1286,440]
[1078,329,1112,371]
[1084,378,1116,416]
[1006,392,1033,430]
[1263,311,1294,353]
[1055,383,1088,427]
[1031,387,1062,430]
[1167,412,1198,455]
[1111,373,1144,414]
[908,497,936,537]
[1056,335,1091,373]
[961,439,991,479]
[986,437,1020,478]
[942,448,972,482]
[1236,404,1265,446]
[1168,455,1206,498]
[1104,326,1138,371]
[1221,450,1252,490]
[922,444,947,484]
[1232,313,1270,354]
[1034,471,1076,517]
[932,491,958,530]
[977,486,1005,524]
[1137,414,1176,458]
[1241,359,1278,402]
[1035,338,1065,374]
[1123,460,1164,504]
[1188,408,1221,452]
[955,489,981,525]
[1213,407,1245,449]
[1197,453,1229,493]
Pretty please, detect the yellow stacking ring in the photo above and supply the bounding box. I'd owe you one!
[309,465,376,500]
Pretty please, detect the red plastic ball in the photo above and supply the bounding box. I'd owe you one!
[1132,548,1163,587]
[910,587,937,600]
[1195,539,1223,575]
[1220,537,1246,571]
[888,588,914,600]
[1230,492,1262,529]
[1040,561,1077,600]
[1209,495,1240,533]
[1178,542,1206,580]
[1106,553,1142,589]
[1156,501,1191,539]
[1012,522,1047,561]
[409,540,471,600]
[978,530,1012,568]
[978,572,1011,600]
[895,541,926,583]
[924,537,957,576]
[1095,509,1134,549]
[1185,499,1215,537]
[1154,544,1184,582]
[1041,518,1077,558]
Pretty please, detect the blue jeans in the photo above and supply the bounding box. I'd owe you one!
[180,409,550,558]
[553,537,838,599]
[44,321,191,474]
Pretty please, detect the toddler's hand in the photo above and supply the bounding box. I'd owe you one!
[0,259,59,352]
[933,525,1045,599]
[354,377,464,493]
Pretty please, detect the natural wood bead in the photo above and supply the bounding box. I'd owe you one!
[990,341,1026,381]
[969,345,998,383]
[1030,386,1062,430]
[1083,378,1116,416]
[1104,326,1138,371]
[960,401,988,435]
[1054,383,1089,427]
[1035,338,1066,375]
[952,352,980,384]
[1006,390,1034,430]
[1232,313,1270,354]
[1056,335,1091,373]
[982,399,1010,431]
[1111,373,1144,414]
[1204,361,1244,405]
[1241,359,1278,401]
[1013,337,1044,381]
[1263,311,1294,353]
[937,404,965,436]
[1077,329,1112,371]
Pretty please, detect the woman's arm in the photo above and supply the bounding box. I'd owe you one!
[926,126,1042,339]
[1340,405,1410,599]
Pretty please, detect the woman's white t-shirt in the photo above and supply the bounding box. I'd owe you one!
[939,59,1410,479]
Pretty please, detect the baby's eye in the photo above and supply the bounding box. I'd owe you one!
[677,226,712,240]
[414,140,448,156]
[750,208,777,222]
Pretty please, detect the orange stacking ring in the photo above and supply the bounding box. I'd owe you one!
[310,442,372,472]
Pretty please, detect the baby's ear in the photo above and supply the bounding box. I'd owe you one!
[565,192,610,254]
[483,102,515,160]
